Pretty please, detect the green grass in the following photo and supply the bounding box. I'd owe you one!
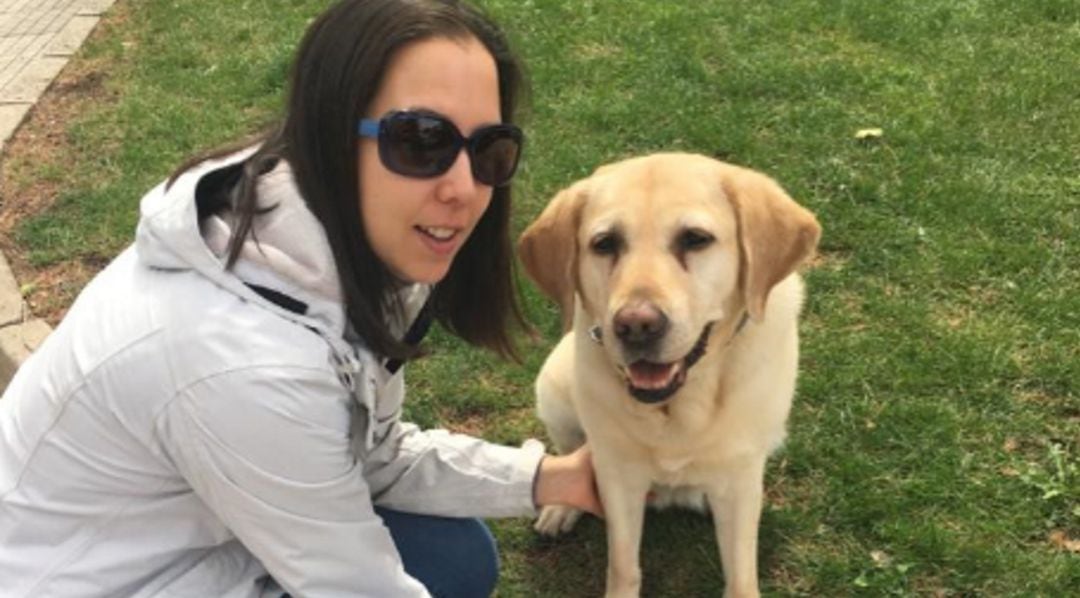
[4,0,1078,595]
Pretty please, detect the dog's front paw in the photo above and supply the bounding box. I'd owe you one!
[533,505,583,536]
[604,570,643,598]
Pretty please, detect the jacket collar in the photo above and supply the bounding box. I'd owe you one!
[135,147,429,342]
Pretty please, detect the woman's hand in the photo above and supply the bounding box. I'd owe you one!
[533,445,604,518]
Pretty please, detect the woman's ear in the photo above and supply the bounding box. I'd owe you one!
[517,181,590,332]
[719,165,821,321]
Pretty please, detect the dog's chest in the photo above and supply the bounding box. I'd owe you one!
[642,413,735,485]
[646,421,709,481]
[653,455,696,485]
[656,454,694,473]
[649,450,714,486]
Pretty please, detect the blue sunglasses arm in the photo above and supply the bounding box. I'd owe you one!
[357,119,380,138]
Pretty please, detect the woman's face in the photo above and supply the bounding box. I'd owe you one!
[358,35,501,284]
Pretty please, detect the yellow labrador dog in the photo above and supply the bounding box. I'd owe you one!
[518,154,820,598]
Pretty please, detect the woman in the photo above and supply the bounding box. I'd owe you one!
[0,1,600,596]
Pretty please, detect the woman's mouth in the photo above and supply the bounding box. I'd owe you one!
[417,225,458,241]
[415,225,462,255]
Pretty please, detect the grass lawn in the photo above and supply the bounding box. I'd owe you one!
[1,0,1077,595]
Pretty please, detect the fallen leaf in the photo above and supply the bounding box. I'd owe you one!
[1048,530,1080,553]
[855,127,884,140]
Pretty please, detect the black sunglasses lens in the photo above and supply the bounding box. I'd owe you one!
[381,114,459,177]
[376,112,523,185]
[471,128,522,186]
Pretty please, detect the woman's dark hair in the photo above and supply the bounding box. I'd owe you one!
[174,0,528,361]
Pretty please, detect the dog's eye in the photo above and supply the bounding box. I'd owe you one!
[676,229,715,253]
[590,232,622,256]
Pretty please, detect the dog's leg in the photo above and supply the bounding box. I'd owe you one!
[535,334,584,453]
[536,385,585,456]
[706,455,767,598]
[534,336,589,535]
[597,458,653,598]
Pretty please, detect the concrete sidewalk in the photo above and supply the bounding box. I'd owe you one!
[1,0,117,389]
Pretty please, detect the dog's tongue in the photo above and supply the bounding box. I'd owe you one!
[627,361,680,390]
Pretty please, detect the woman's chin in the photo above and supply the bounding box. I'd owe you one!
[390,262,452,286]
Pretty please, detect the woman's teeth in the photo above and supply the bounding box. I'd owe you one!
[418,226,455,241]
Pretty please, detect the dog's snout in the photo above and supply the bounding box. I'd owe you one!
[614,302,669,347]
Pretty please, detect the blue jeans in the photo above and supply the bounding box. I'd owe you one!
[276,508,498,597]
[375,507,499,598]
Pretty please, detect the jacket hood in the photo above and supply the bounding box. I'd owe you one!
[135,148,352,338]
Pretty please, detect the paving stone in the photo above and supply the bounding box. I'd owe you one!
[0,33,52,61]
[0,14,17,35]
[1,9,66,36]
[76,0,116,17]
[0,101,30,145]
[0,55,65,102]
[0,56,18,82]
[0,319,51,391]
[0,32,32,60]
[0,251,25,327]
[44,14,98,56]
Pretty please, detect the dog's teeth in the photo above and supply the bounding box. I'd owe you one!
[627,361,680,389]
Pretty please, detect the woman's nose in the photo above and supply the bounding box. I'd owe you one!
[434,149,479,204]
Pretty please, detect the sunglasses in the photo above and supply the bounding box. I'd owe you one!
[357,110,524,187]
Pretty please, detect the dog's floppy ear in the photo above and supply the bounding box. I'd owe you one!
[720,166,821,321]
[517,181,589,332]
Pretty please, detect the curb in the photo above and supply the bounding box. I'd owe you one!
[0,252,51,392]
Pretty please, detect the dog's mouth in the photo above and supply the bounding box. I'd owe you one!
[624,361,686,404]
[620,323,713,404]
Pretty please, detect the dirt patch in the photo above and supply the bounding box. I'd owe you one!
[0,15,123,325]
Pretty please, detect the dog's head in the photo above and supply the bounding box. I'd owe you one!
[518,154,820,404]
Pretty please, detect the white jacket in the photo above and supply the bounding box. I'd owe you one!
[0,149,545,597]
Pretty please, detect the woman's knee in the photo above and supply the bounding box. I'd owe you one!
[442,518,499,597]
[376,508,499,598]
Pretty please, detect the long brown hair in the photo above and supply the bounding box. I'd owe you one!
[172,0,528,361]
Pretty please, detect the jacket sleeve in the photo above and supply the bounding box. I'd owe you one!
[354,362,546,519]
[155,365,431,598]
[363,422,546,518]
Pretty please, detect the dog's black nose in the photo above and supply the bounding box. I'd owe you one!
[614,302,669,347]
